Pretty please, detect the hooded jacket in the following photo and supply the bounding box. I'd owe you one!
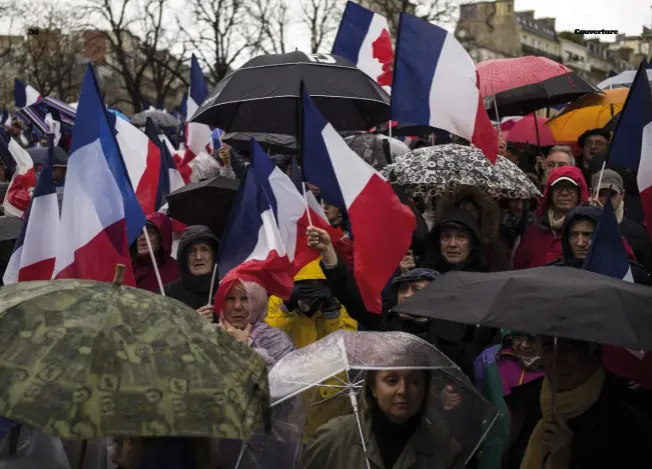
[266,260,358,349]
[164,225,219,310]
[425,208,490,274]
[132,213,179,293]
[554,205,649,284]
[513,166,589,270]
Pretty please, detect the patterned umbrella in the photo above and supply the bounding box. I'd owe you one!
[0,274,269,440]
[380,144,541,201]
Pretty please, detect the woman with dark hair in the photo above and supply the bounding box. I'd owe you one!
[303,369,463,469]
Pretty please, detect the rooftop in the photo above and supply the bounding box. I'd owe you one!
[516,11,557,41]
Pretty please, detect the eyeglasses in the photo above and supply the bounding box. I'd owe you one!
[545,161,569,169]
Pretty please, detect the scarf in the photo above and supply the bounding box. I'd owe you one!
[547,207,565,232]
[520,367,605,469]
[371,407,420,469]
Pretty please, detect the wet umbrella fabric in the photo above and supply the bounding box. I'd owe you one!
[269,330,498,464]
[222,132,298,155]
[26,147,68,167]
[380,144,541,201]
[0,215,22,242]
[0,278,269,440]
[166,176,239,240]
[394,266,652,351]
[190,51,390,133]
[131,110,181,129]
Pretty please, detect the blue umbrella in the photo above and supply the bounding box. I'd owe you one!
[107,108,130,122]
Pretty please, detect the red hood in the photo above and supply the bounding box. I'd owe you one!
[538,166,589,216]
[147,212,173,258]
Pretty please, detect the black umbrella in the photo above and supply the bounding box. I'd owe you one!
[166,176,240,240]
[372,122,438,137]
[394,266,652,351]
[131,110,181,129]
[0,216,22,243]
[603,112,619,131]
[222,132,298,155]
[26,146,69,166]
[485,73,601,119]
[191,51,390,133]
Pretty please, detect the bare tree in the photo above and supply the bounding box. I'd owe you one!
[369,0,460,36]
[300,0,341,54]
[17,1,87,102]
[249,0,290,55]
[179,0,264,84]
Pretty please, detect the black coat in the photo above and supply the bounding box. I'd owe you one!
[321,259,496,381]
[503,373,652,469]
[620,216,652,272]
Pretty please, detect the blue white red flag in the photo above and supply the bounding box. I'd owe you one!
[0,132,35,219]
[607,60,652,240]
[53,65,145,284]
[391,13,498,163]
[302,86,415,313]
[3,135,60,284]
[182,54,213,165]
[332,1,394,91]
[14,79,41,108]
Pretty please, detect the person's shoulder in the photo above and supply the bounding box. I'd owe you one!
[622,217,648,236]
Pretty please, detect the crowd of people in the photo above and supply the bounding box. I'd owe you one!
[0,111,651,469]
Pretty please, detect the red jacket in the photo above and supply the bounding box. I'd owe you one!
[133,212,180,293]
[514,166,589,269]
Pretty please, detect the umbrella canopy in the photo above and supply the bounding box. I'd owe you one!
[380,144,541,202]
[546,89,628,142]
[344,133,409,170]
[222,132,298,155]
[269,330,498,464]
[0,277,269,439]
[597,69,652,90]
[26,146,69,167]
[394,266,652,351]
[477,57,601,117]
[191,51,390,134]
[503,115,555,146]
[166,176,239,240]
[371,121,440,137]
[131,109,181,129]
[15,98,76,140]
[0,215,23,243]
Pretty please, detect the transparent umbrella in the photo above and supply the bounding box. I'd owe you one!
[269,331,499,467]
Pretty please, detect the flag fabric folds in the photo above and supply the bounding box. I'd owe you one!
[391,13,498,163]
[213,139,299,311]
[332,1,394,89]
[14,79,41,108]
[53,65,145,285]
[607,60,652,240]
[1,132,36,219]
[582,198,634,282]
[302,86,415,314]
[3,136,60,284]
[182,54,214,166]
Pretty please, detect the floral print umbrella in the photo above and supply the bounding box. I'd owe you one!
[380,144,541,202]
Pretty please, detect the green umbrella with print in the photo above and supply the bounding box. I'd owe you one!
[0,266,269,440]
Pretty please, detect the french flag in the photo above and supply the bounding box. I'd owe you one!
[608,60,652,240]
[302,87,416,313]
[53,65,146,285]
[144,117,186,211]
[391,13,498,163]
[0,132,36,219]
[582,198,634,282]
[110,112,162,215]
[14,79,41,109]
[213,139,303,311]
[3,137,60,284]
[332,1,394,90]
[182,54,213,166]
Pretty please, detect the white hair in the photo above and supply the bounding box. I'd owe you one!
[547,145,575,166]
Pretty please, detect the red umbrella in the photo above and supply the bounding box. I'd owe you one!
[503,115,555,146]
[477,56,571,97]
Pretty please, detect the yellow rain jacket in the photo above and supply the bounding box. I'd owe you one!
[266,260,358,438]
[266,260,358,349]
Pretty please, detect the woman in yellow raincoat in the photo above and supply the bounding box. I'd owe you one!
[266,259,359,438]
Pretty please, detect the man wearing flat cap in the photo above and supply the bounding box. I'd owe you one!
[592,169,652,271]
[577,128,610,184]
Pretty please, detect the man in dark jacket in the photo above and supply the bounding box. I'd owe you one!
[577,128,610,184]
[165,225,219,318]
[591,169,652,272]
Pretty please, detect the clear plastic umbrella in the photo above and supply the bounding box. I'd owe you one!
[269,331,499,467]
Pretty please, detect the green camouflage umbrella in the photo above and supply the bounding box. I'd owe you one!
[0,275,269,440]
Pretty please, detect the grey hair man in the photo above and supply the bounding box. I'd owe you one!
[542,145,575,183]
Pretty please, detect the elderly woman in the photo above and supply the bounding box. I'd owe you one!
[218,279,295,368]
[303,369,463,469]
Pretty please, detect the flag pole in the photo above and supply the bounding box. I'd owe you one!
[301,182,314,226]
[142,226,166,296]
[592,161,607,205]
[207,263,218,305]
